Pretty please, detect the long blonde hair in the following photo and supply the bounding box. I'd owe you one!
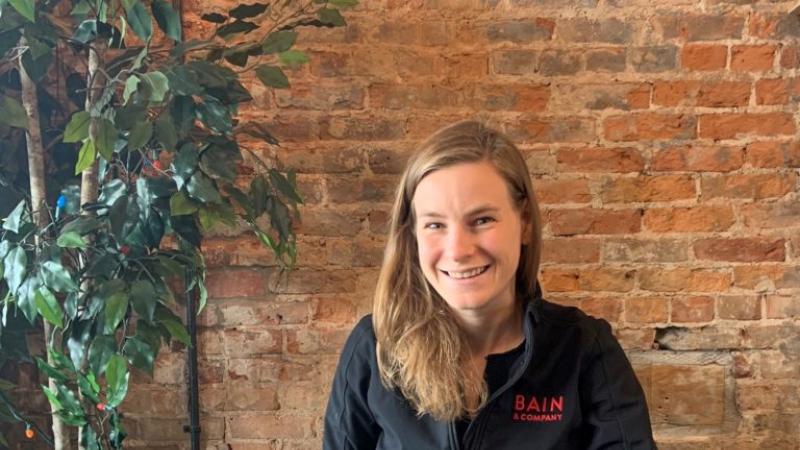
[372,120,543,421]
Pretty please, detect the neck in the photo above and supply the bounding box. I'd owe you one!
[454,295,525,359]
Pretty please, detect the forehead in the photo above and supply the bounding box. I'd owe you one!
[412,161,515,213]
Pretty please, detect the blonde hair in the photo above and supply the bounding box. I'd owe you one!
[372,120,543,421]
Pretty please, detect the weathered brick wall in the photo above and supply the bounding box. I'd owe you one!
[123,0,800,449]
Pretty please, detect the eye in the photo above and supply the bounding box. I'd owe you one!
[423,222,443,230]
[474,216,496,226]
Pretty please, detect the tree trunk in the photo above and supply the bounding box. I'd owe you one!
[19,36,70,450]
[77,42,103,450]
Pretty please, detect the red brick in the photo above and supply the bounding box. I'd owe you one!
[604,114,696,141]
[548,208,642,235]
[225,384,279,411]
[269,268,358,294]
[556,147,645,172]
[321,116,406,141]
[205,269,268,299]
[659,15,745,41]
[694,238,786,262]
[698,113,795,140]
[780,45,800,69]
[650,365,725,425]
[540,268,579,291]
[368,83,462,110]
[491,49,538,74]
[312,296,358,325]
[326,175,397,203]
[217,300,310,327]
[604,238,689,263]
[652,145,744,172]
[742,199,800,230]
[701,172,796,199]
[534,179,591,204]
[749,12,800,40]
[643,205,735,232]
[735,382,799,412]
[557,18,633,44]
[681,44,727,71]
[223,329,283,357]
[730,45,777,71]
[513,117,596,143]
[485,19,555,43]
[671,296,715,322]
[733,265,800,290]
[625,296,669,323]
[600,175,696,203]
[541,238,601,263]
[653,81,749,107]
[473,83,550,111]
[639,268,731,292]
[438,51,488,79]
[718,295,761,320]
[585,47,627,72]
[745,141,800,168]
[755,78,800,105]
[765,295,800,319]
[228,413,315,439]
[275,83,365,110]
[286,328,349,354]
[580,297,622,323]
[552,83,650,111]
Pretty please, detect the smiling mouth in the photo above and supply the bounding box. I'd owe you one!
[442,265,490,280]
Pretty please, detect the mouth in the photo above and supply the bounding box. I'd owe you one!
[441,265,490,280]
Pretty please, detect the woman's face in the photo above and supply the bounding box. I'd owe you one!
[412,161,526,317]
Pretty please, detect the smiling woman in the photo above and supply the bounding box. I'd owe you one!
[323,121,656,450]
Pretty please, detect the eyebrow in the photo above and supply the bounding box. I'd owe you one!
[417,205,500,219]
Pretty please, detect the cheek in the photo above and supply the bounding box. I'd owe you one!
[416,235,441,266]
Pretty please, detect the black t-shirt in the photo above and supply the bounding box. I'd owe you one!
[455,340,527,444]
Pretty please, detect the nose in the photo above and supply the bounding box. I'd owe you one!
[445,224,476,262]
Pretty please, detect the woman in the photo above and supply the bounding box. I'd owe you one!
[323,121,656,449]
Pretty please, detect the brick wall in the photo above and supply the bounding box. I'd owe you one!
[122,0,800,449]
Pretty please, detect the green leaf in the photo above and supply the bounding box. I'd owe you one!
[318,8,346,26]
[57,231,87,249]
[230,2,268,19]
[261,30,296,54]
[269,169,303,204]
[75,139,97,175]
[128,121,153,149]
[0,95,28,129]
[2,200,28,233]
[330,0,358,6]
[199,140,242,182]
[109,195,129,240]
[152,0,182,41]
[64,111,91,143]
[196,96,232,133]
[123,337,155,373]
[9,0,34,22]
[172,143,199,189]
[105,355,129,407]
[255,65,289,89]
[141,71,169,103]
[17,274,40,323]
[217,20,258,39]
[96,118,117,161]
[187,171,222,204]
[125,0,152,41]
[3,246,26,293]
[154,114,178,151]
[170,190,199,216]
[104,291,129,332]
[41,261,79,293]
[279,50,309,67]
[250,175,268,218]
[200,12,226,23]
[42,386,62,410]
[88,336,116,376]
[78,373,100,403]
[35,287,64,328]
[123,75,140,104]
[115,103,147,130]
[130,280,157,322]
[36,357,68,383]
[159,316,190,346]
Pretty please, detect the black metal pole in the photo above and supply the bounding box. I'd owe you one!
[184,267,201,450]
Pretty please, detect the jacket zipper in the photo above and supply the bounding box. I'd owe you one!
[459,311,537,450]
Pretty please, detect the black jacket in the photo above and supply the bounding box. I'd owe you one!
[323,295,656,450]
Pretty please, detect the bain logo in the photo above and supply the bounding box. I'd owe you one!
[512,394,564,423]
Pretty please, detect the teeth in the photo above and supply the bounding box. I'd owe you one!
[447,266,488,279]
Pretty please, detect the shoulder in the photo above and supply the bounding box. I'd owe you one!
[337,314,378,374]
[536,298,613,337]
